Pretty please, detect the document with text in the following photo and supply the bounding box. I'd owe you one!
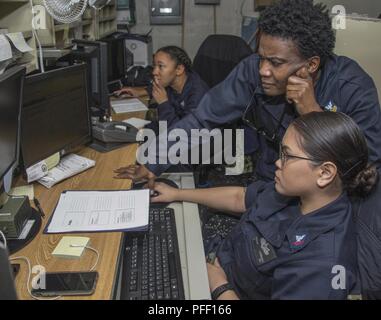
[45,189,150,234]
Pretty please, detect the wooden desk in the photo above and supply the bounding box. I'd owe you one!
[12,110,147,300]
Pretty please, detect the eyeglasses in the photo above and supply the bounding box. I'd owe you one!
[241,89,287,145]
[278,143,316,167]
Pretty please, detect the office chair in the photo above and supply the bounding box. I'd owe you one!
[192,35,253,186]
[193,34,253,89]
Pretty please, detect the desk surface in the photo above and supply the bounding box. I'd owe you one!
[11,109,146,300]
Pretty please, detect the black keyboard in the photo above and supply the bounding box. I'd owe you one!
[121,207,185,300]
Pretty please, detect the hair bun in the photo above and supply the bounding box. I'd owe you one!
[348,164,379,198]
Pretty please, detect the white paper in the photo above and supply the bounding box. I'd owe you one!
[5,32,33,53]
[46,189,150,233]
[0,34,12,62]
[9,185,34,200]
[38,154,95,189]
[111,98,148,114]
[123,117,151,129]
[26,160,49,183]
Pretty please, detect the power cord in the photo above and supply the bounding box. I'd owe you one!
[9,256,62,300]
[29,0,45,73]
[4,242,99,300]
[69,245,100,271]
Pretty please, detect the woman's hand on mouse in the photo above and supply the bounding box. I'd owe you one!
[114,165,156,189]
[150,182,179,203]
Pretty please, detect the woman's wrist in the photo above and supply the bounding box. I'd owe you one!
[173,189,184,202]
[211,283,234,300]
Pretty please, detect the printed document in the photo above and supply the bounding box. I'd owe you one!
[45,189,150,233]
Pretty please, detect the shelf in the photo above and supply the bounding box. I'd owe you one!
[39,48,71,59]
[99,29,115,39]
[100,15,117,23]
[82,19,92,26]
[1,0,29,3]
[54,21,83,32]
[0,1,38,73]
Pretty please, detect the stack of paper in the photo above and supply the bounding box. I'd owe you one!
[52,236,90,259]
[38,154,95,189]
[111,98,148,113]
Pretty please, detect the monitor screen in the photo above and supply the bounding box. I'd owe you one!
[21,64,92,169]
[101,36,126,82]
[71,40,109,113]
[0,66,25,181]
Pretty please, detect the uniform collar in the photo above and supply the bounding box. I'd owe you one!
[314,55,338,103]
[285,192,350,253]
[248,185,350,251]
[247,183,298,247]
[168,71,193,101]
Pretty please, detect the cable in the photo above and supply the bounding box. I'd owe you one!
[181,0,185,49]
[0,230,6,248]
[9,256,62,300]
[70,245,100,271]
[240,0,247,18]
[7,246,98,300]
[29,0,45,73]
[213,5,217,34]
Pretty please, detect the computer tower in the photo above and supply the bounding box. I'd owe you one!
[123,34,153,67]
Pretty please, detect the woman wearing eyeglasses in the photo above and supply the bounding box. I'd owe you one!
[150,112,379,299]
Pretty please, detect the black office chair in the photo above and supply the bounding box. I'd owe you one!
[192,35,253,186]
[193,34,253,89]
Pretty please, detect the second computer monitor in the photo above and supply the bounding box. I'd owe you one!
[21,64,92,169]
[0,66,25,191]
[71,39,109,115]
[101,33,134,82]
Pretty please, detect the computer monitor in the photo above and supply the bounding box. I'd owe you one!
[71,39,110,115]
[0,244,17,300]
[0,66,25,192]
[21,64,92,169]
[100,33,133,83]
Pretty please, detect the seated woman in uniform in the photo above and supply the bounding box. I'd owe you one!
[150,112,379,299]
[114,45,209,131]
[114,46,209,177]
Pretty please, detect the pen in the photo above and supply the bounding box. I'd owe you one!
[33,198,45,218]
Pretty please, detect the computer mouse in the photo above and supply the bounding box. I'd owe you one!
[132,178,178,208]
[155,178,179,189]
[132,178,178,190]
